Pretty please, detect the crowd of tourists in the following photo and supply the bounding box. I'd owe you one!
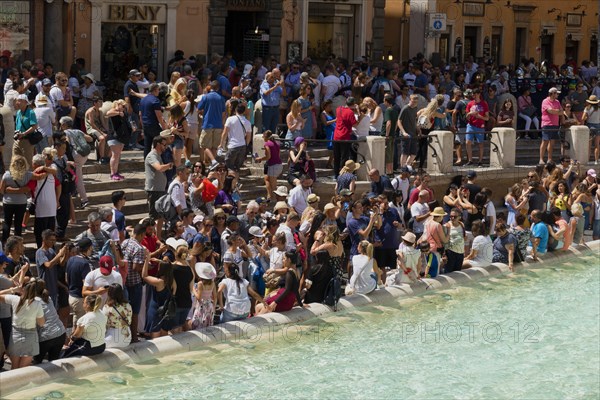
[0,50,598,371]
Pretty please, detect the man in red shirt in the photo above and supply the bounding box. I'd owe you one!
[333,97,366,177]
[465,88,489,167]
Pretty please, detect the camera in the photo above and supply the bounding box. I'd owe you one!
[13,131,21,141]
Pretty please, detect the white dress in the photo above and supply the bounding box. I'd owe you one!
[349,255,377,294]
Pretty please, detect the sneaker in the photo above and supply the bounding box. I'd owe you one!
[134,144,144,150]
[100,157,110,165]
[477,162,483,167]
[464,160,473,166]
[595,160,598,165]
[79,201,89,209]
[116,173,125,180]
[110,174,121,181]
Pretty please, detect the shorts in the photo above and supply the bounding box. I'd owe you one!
[174,307,191,327]
[126,283,143,314]
[56,105,72,119]
[173,135,184,150]
[401,136,418,155]
[541,126,560,141]
[147,191,166,220]
[68,295,85,325]
[200,128,222,149]
[108,139,123,147]
[225,145,247,171]
[266,163,283,177]
[455,127,467,144]
[188,124,199,141]
[466,125,484,143]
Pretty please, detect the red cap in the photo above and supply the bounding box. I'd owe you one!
[99,256,114,275]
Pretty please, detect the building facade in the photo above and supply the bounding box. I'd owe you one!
[398,0,599,67]
[1,0,385,87]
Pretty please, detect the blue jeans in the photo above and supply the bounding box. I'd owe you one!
[262,106,279,133]
[220,309,249,323]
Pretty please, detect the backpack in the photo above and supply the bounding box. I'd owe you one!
[417,114,433,129]
[323,275,342,311]
[156,293,177,325]
[66,129,91,157]
[155,183,180,221]
[201,178,218,203]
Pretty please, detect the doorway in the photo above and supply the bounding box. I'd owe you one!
[565,39,579,63]
[464,26,480,60]
[515,27,527,65]
[225,11,269,61]
[541,34,554,63]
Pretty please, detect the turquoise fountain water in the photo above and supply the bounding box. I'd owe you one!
[10,256,600,399]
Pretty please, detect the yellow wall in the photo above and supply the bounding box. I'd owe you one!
[432,0,598,65]
[175,0,210,58]
[383,0,410,61]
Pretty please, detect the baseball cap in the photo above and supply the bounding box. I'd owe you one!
[16,94,29,103]
[548,87,561,94]
[256,197,270,204]
[226,215,239,225]
[587,168,597,178]
[0,251,10,264]
[42,78,52,86]
[249,226,264,238]
[99,256,114,275]
[192,215,204,225]
[129,69,142,76]
[467,170,477,178]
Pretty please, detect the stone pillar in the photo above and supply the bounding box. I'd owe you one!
[44,1,64,69]
[89,0,102,79]
[371,0,386,62]
[426,131,454,174]
[268,0,283,60]
[490,128,516,168]
[356,136,386,180]
[566,125,590,164]
[1,107,15,170]
[208,0,227,57]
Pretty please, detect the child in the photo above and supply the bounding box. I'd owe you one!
[419,242,439,278]
[386,232,420,286]
[191,262,217,329]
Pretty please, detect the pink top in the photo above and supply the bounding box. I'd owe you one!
[264,139,282,166]
[424,219,443,252]
[541,97,561,127]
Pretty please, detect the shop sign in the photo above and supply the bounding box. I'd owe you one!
[103,4,167,24]
[225,0,267,11]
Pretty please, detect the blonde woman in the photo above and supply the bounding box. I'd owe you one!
[0,155,47,242]
[569,202,585,246]
[167,71,181,93]
[105,100,129,180]
[415,95,446,171]
[347,240,382,295]
[169,77,188,109]
[286,98,305,141]
[363,97,383,135]
[582,95,600,164]
[62,294,106,357]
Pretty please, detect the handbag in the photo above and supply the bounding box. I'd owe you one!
[25,129,44,145]
[264,272,281,290]
[27,176,49,215]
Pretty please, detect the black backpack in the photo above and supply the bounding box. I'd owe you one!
[323,275,342,311]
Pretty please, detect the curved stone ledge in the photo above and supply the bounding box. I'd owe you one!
[2,241,599,396]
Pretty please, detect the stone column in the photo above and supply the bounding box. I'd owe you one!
[426,131,454,174]
[490,128,516,168]
[251,133,265,176]
[268,0,283,60]
[566,125,590,164]
[371,0,386,62]
[356,136,386,180]
[89,0,102,79]
[44,1,64,69]
[208,0,227,56]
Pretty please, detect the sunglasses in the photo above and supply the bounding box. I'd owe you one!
[450,215,458,219]
[528,175,535,178]
[194,164,202,168]
[204,223,214,227]
[216,216,226,220]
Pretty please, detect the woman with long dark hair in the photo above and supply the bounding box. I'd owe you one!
[215,175,240,216]
[256,250,305,314]
[143,258,176,338]
[183,89,200,165]
[218,263,265,322]
[102,283,132,348]
[33,279,66,363]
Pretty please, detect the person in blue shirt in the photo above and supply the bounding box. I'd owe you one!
[139,83,167,156]
[368,168,393,195]
[216,63,232,99]
[529,210,549,260]
[374,195,402,270]
[111,191,127,242]
[197,81,226,166]
[260,72,286,133]
[347,200,381,260]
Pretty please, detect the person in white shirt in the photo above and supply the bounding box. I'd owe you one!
[219,103,251,177]
[288,175,313,215]
[410,190,431,238]
[462,220,493,268]
[33,95,56,152]
[168,166,189,217]
[391,167,411,202]
[482,188,496,236]
[321,65,341,101]
[403,65,416,94]
[275,213,300,251]
[82,256,123,304]
[31,152,58,248]
[347,241,381,295]
[99,207,120,242]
